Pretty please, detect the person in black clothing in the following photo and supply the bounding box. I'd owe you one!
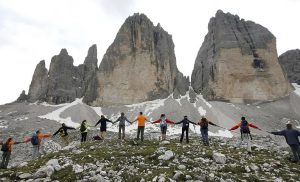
[175,116,197,143]
[53,123,76,145]
[95,115,113,139]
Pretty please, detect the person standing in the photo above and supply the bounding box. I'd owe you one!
[198,117,217,146]
[269,123,300,162]
[175,116,197,144]
[0,138,23,169]
[229,117,261,153]
[152,114,175,141]
[95,115,113,139]
[114,113,132,140]
[80,120,89,143]
[133,112,149,142]
[30,130,51,158]
[53,123,76,146]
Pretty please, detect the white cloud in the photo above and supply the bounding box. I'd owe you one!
[0,0,299,104]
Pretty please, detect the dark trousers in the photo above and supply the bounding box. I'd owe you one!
[180,127,189,143]
[119,125,125,139]
[81,132,87,142]
[290,144,300,162]
[1,151,11,168]
[137,126,145,141]
[160,125,167,134]
[201,128,209,145]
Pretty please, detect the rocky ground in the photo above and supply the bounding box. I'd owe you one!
[0,133,299,182]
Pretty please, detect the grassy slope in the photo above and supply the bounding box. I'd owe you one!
[0,137,299,182]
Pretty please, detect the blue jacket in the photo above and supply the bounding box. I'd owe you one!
[271,129,300,146]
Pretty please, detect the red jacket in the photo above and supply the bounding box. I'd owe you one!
[229,122,260,131]
[153,118,175,124]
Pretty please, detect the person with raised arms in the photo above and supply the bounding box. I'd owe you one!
[132,112,149,142]
[152,114,175,141]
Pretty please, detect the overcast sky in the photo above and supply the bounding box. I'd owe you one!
[0,0,299,105]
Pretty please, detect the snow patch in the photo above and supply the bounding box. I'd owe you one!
[292,83,300,96]
[198,106,206,116]
[209,130,233,138]
[39,99,83,128]
[91,107,103,117]
[197,95,212,108]
[126,98,166,115]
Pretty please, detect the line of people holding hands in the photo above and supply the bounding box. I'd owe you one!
[1,112,300,169]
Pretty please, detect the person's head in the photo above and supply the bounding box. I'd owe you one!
[101,115,105,119]
[201,117,207,122]
[286,123,292,129]
[241,117,246,121]
[62,123,66,127]
[6,137,13,143]
[139,112,143,115]
[161,114,165,118]
[36,130,40,134]
[121,112,125,116]
[82,120,86,124]
[184,116,188,119]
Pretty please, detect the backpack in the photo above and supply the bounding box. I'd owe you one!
[160,118,167,127]
[1,143,8,152]
[200,120,208,129]
[31,134,39,145]
[80,123,87,132]
[240,120,250,133]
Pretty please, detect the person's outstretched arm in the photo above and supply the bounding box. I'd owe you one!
[208,121,217,126]
[53,127,62,136]
[152,119,160,124]
[14,141,24,144]
[95,120,101,127]
[66,126,76,130]
[114,117,120,124]
[166,119,175,124]
[175,120,183,125]
[270,130,285,136]
[40,133,52,139]
[188,120,197,125]
[249,123,260,130]
[229,123,241,131]
[125,117,132,124]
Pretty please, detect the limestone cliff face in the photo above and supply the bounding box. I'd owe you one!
[279,49,300,84]
[28,60,49,102]
[28,45,99,104]
[93,13,189,106]
[191,10,292,103]
[46,49,84,104]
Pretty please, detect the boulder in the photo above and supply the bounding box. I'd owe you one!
[34,166,55,178]
[46,159,61,171]
[191,10,292,103]
[158,150,174,160]
[18,173,32,179]
[73,164,84,174]
[212,152,226,164]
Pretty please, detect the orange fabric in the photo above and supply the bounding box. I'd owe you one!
[7,141,15,152]
[136,115,148,126]
[38,133,51,144]
[229,122,241,131]
[229,122,260,131]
